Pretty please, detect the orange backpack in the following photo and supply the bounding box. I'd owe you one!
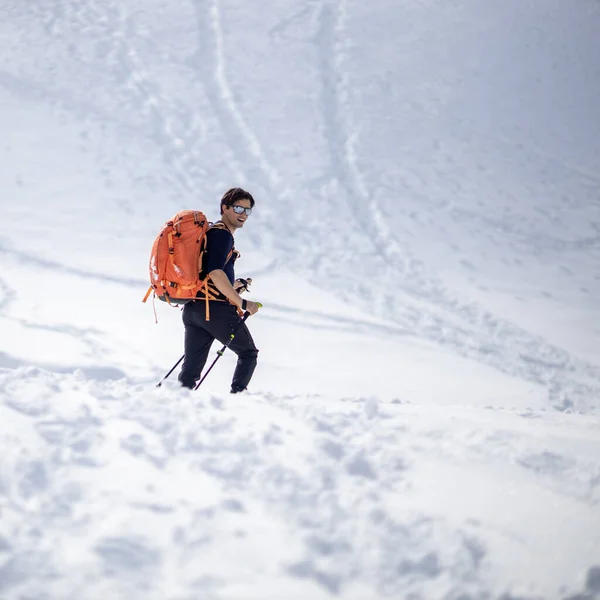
[142,210,211,306]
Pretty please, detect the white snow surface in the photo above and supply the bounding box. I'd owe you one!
[1,1,600,599]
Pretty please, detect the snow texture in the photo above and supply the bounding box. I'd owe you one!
[1,1,599,599]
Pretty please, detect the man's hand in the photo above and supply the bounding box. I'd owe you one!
[209,270,260,315]
[234,277,252,294]
[244,300,261,315]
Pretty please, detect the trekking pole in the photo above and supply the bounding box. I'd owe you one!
[156,354,185,388]
[194,303,262,391]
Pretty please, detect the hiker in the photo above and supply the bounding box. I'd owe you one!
[177,188,261,392]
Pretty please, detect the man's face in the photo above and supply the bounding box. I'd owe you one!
[222,199,253,230]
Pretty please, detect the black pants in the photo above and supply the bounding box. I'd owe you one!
[178,301,258,391]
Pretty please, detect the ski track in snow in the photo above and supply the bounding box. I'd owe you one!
[95,2,210,196]
[189,0,282,194]
[206,0,282,191]
[0,69,154,148]
[0,244,147,289]
[263,302,409,338]
[1,369,599,599]
[2,1,225,198]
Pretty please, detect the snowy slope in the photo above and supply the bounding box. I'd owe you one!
[2,367,600,600]
[1,1,600,599]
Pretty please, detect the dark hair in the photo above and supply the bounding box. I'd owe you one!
[220,187,255,215]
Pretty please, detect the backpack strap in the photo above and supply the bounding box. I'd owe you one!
[205,279,211,321]
[198,222,237,320]
[199,220,234,266]
[207,221,235,261]
[209,220,229,231]
[142,285,153,303]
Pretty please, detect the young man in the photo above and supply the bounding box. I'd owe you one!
[178,188,261,392]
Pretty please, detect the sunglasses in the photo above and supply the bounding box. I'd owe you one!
[231,205,253,216]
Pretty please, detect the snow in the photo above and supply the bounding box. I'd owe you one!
[1,1,600,599]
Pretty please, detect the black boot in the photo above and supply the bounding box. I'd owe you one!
[178,372,196,390]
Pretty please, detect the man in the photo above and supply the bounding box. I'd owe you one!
[178,188,261,392]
